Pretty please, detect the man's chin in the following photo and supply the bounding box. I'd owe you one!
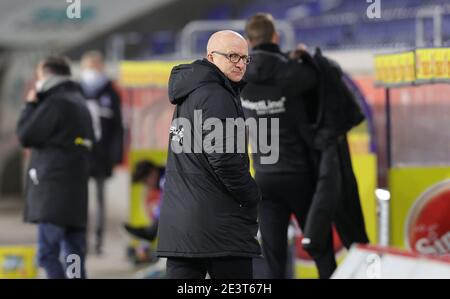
[229,74,243,82]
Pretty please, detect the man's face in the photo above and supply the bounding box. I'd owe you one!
[81,57,104,72]
[208,40,249,82]
[35,63,46,81]
[145,170,159,189]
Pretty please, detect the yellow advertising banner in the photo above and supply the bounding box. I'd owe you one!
[374,48,450,86]
[389,166,450,253]
[0,246,37,278]
[390,54,400,85]
[374,51,415,87]
[374,54,392,86]
[374,55,386,85]
[401,51,416,83]
[415,48,435,82]
[120,60,188,87]
[447,48,450,79]
[433,48,450,81]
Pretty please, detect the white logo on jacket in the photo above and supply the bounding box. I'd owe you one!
[29,168,39,185]
[169,110,280,165]
[241,97,286,115]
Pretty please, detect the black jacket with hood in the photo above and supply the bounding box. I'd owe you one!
[241,43,318,173]
[17,80,94,228]
[242,43,369,254]
[156,59,261,258]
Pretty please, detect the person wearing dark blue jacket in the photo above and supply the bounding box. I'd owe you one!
[157,30,261,279]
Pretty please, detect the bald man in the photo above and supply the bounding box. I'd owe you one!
[157,30,261,279]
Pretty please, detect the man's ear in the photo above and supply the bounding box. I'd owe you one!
[271,32,280,44]
[206,53,214,63]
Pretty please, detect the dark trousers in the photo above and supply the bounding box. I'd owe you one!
[256,172,337,279]
[166,257,253,279]
[37,223,87,279]
[94,176,106,253]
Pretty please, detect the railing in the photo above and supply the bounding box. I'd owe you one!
[178,19,296,58]
[416,6,443,47]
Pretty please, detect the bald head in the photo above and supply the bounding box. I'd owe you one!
[207,30,246,54]
[206,30,249,82]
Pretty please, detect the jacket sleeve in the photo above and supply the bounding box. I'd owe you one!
[109,87,124,165]
[302,141,341,253]
[196,87,261,207]
[291,61,318,94]
[16,99,59,148]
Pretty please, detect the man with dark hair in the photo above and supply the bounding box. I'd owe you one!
[242,13,338,278]
[17,56,94,278]
[40,56,72,76]
[79,50,124,255]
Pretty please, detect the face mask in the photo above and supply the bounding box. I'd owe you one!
[35,78,46,92]
[81,69,103,84]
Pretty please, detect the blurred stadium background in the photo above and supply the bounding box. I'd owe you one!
[0,0,449,278]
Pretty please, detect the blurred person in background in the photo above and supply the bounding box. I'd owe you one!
[242,13,370,279]
[16,56,94,279]
[123,160,165,242]
[241,13,337,278]
[79,51,124,255]
[122,160,165,270]
[157,30,261,279]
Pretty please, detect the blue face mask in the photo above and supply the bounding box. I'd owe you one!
[80,69,107,94]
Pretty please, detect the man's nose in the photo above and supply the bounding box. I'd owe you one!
[236,59,245,69]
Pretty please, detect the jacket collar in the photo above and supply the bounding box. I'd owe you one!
[252,42,281,54]
[36,80,80,101]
